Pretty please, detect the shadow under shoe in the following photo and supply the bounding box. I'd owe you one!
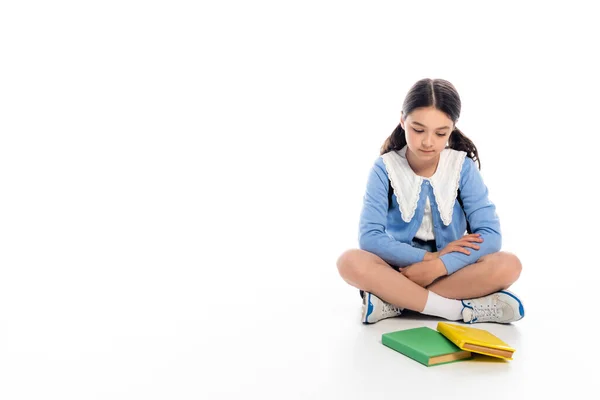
[361,292,403,324]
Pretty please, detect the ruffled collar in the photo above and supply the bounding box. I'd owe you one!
[381,146,467,226]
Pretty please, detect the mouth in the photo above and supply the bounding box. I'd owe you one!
[419,149,434,153]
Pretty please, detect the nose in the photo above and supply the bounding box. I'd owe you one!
[422,134,433,148]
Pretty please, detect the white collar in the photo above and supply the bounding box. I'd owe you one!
[381,146,467,226]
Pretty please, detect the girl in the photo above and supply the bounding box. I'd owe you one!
[337,78,524,324]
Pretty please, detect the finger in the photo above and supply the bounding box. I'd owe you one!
[463,234,484,242]
[454,240,474,247]
[458,238,483,245]
[453,246,471,255]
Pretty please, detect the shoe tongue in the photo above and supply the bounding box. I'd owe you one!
[462,307,473,322]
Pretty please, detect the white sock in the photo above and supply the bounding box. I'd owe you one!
[422,291,463,321]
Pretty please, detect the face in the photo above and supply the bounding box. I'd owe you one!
[400,106,454,161]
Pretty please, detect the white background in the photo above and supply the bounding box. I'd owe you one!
[1,1,599,399]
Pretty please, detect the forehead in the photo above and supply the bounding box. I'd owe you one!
[406,107,453,128]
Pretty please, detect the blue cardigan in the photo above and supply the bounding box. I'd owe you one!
[358,154,501,275]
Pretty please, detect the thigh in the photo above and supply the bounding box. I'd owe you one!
[356,240,434,298]
[476,251,504,263]
[349,248,390,266]
[357,250,400,299]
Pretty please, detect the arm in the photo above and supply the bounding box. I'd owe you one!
[358,159,426,267]
[439,158,502,275]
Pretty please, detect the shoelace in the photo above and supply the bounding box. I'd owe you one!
[471,296,501,321]
[381,301,402,317]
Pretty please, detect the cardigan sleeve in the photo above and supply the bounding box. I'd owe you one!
[358,158,427,267]
[439,157,502,274]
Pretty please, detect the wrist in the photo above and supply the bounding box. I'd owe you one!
[435,258,448,277]
[424,251,439,261]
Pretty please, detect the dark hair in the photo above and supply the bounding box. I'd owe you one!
[380,78,480,169]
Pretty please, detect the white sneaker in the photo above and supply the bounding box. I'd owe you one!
[461,290,525,324]
[361,292,403,324]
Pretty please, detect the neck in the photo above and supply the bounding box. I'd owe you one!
[406,148,440,178]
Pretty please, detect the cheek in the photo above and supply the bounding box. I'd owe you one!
[405,131,419,144]
[432,139,446,150]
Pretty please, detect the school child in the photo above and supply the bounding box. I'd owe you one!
[337,78,524,324]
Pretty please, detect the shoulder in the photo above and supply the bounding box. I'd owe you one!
[374,152,398,175]
[365,155,389,185]
[451,150,476,176]
[373,155,386,169]
[458,155,486,190]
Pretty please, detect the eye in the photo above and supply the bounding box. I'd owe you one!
[436,133,447,137]
[414,129,424,133]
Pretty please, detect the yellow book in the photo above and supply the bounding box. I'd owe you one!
[436,322,516,360]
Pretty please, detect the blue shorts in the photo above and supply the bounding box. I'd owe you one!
[410,237,437,254]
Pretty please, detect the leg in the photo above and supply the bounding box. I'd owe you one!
[337,249,525,324]
[337,249,429,312]
[426,251,522,299]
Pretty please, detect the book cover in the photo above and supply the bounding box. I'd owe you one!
[436,322,516,360]
[382,327,472,367]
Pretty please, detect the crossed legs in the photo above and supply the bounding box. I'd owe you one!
[336,249,522,313]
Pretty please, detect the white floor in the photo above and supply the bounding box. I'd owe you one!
[1,248,597,399]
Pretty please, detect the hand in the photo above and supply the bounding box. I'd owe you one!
[438,233,483,257]
[400,259,447,287]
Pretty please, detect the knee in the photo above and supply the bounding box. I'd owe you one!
[504,252,522,281]
[494,252,522,287]
[336,249,368,281]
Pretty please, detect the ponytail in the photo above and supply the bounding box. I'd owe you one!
[448,128,480,169]
[380,124,407,155]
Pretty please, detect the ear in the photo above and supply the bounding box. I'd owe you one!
[400,112,406,130]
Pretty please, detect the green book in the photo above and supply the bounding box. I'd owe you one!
[382,327,472,367]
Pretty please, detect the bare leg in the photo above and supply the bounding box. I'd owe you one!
[426,251,522,299]
[337,249,523,311]
[337,249,429,312]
